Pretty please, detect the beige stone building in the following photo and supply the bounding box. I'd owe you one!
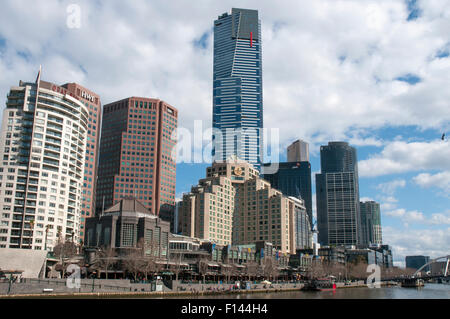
[179,158,300,254]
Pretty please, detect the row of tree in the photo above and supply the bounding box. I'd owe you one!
[52,238,417,282]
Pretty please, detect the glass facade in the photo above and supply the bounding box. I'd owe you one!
[262,161,313,228]
[316,142,362,246]
[360,201,382,245]
[406,255,431,272]
[212,8,263,170]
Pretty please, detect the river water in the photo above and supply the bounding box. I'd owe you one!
[167,283,450,299]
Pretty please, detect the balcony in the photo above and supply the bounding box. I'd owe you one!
[47,123,62,131]
[45,137,61,145]
[44,151,59,159]
[46,130,62,138]
[45,144,60,152]
[43,158,59,166]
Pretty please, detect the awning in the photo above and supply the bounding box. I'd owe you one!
[166,261,189,267]
[207,262,220,267]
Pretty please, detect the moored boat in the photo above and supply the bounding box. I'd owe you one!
[401,278,424,288]
[301,279,337,291]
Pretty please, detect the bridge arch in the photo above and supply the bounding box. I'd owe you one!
[412,255,450,277]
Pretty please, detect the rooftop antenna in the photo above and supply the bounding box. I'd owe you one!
[35,65,42,84]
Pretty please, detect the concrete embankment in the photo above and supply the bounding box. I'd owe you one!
[0,285,305,299]
[0,280,399,298]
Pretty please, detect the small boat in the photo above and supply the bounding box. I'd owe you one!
[401,278,424,288]
[302,279,336,291]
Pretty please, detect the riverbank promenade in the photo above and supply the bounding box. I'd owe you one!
[0,279,398,298]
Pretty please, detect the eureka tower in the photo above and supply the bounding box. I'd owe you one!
[212,8,263,170]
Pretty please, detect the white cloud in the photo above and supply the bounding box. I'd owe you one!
[384,208,450,226]
[385,208,407,218]
[413,171,450,195]
[0,0,448,153]
[380,201,397,211]
[359,140,450,177]
[384,208,425,226]
[429,212,450,225]
[383,226,450,263]
[376,179,406,195]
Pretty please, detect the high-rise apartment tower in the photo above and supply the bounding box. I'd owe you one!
[0,69,100,250]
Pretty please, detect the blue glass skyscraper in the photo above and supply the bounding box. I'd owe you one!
[212,8,263,170]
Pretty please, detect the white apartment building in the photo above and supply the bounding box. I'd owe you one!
[0,71,88,251]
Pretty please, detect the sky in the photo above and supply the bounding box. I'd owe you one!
[0,0,449,267]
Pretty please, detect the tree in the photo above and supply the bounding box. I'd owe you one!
[139,237,165,280]
[263,257,274,280]
[122,248,145,282]
[271,263,280,282]
[93,247,117,279]
[245,261,258,281]
[142,257,156,281]
[53,238,78,278]
[348,261,369,280]
[220,264,233,283]
[170,252,184,282]
[198,258,209,283]
[307,259,325,279]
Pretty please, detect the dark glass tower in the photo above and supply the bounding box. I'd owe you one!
[212,8,263,170]
[405,256,430,272]
[316,142,362,246]
[262,162,312,229]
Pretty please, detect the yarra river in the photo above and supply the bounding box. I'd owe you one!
[165,283,450,299]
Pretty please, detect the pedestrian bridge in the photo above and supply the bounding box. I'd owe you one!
[412,255,450,278]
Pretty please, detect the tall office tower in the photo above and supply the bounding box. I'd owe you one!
[179,158,298,254]
[287,139,309,162]
[262,161,312,229]
[316,142,362,246]
[360,201,382,245]
[96,97,177,221]
[0,70,95,250]
[212,8,263,170]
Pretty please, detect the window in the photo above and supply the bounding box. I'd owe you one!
[121,223,136,247]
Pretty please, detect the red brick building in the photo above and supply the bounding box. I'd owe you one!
[96,97,177,225]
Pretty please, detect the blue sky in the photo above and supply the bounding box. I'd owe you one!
[0,0,449,266]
